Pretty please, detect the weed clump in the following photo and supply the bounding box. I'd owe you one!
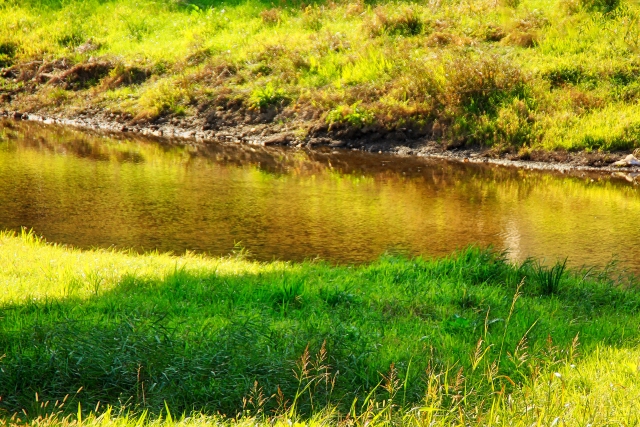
[428,56,535,145]
[425,32,461,47]
[345,1,365,18]
[482,24,507,42]
[326,103,374,128]
[439,56,528,116]
[503,31,538,48]
[544,65,586,87]
[532,258,568,295]
[502,10,548,48]
[302,6,323,31]
[368,6,425,37]
[57,29,85,48]
[136,79,190,120]
[581,0,622,13]
[48,62,113,90]
[101,64,149,90]
[249,84,289,109]
[0,41,18,67]
[260,8,281,26]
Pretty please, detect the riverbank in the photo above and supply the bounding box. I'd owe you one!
[1,230,640,425]
[3,0,640,161]
[4,111,640,177]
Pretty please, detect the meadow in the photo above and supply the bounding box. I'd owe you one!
[3,0,640,152]
[1,230,640,425]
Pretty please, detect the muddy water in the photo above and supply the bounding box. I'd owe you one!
[1,120,639,274]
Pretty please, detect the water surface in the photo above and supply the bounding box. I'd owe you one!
[1,120,639,274]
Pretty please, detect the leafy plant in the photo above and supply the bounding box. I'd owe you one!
[249,84,288,109]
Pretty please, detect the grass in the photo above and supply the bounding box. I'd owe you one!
[1,230,640,426]
[2,0,640,152]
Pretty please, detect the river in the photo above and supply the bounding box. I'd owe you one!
[1,119,639,274]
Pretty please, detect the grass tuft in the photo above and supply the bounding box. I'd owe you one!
[0,40,18,67]
[368,6,425,37]
[533,258,569,295]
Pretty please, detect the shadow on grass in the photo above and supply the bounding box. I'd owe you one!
[1,248,639,418]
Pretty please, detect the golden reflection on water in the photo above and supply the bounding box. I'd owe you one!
[1,120,639,273]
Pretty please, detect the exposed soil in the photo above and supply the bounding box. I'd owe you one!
[2,106,640,180]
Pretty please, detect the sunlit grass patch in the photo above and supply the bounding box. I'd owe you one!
[1,229,640,424]
[326,103,374,127]
[2,0,640,151]
[542,103,640,151]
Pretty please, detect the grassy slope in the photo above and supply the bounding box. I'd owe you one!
[1,230,640,425]
[2,0,640,152]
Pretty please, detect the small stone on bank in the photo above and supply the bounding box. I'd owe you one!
[262,133,292,146]
[613,154,640,167]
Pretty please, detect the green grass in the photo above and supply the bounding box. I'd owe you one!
[3,0,640,152]
[1,230,640,426]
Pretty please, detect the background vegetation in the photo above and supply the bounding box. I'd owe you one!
[2,0,640,152]
[1,230,640,425]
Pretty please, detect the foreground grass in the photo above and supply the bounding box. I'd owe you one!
[1,230,640,425]
[3,0,640,152]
